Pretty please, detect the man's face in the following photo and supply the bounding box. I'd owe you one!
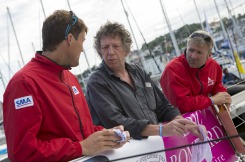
[68,31,86,67]
[100,36,127,70]
[186,42,211,68]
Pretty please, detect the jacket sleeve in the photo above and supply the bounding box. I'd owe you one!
[86,80,149,139]
[3,80,82,162]
[141,69,181,122]
[152,82,181,122]
[160,67,213,114]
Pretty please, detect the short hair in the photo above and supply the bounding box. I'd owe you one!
[187,30,214,52]
[42,10,88,52]
[94,21,133,57]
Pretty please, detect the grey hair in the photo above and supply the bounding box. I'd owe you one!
[187,30,214,53]
[94,21,133,57]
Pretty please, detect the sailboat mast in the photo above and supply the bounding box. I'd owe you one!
[213,0,228,40]
[7,7,25,67]
[193,0,204,30]
[213,0,235,61]
[159,0,180,56]
[213,0,241,77]
[224,0,245,46]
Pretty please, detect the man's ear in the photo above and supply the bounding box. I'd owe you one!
[208,52,212,57]
[67,34,73,46]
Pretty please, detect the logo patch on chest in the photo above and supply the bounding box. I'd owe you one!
[208,77,214,86]
[72,86,79,95]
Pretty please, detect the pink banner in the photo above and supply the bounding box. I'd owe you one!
[163,107,237,162]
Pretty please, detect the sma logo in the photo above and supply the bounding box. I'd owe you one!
[14,96,34,109]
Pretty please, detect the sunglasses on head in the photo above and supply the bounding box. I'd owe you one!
[64,11,78,39]
[189,32,211,42]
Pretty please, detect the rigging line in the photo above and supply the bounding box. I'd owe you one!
[0,70,6,89]
[6,7,25,67]
[7,10,10,80]
[39,0,46,19]
[38,0,42,50]
[124,0,161,73]
[66,0,72,11]
[235,121,245,129]
[232,2,245,10]
[120,0,146,72]
[110,132,245,162]
[65,0,92,74]
[31,42,35,53]
[229,110,245,128]
[0,53,14,75]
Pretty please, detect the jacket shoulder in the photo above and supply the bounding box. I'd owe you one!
[165,57,184,71]
[87,68,107,85]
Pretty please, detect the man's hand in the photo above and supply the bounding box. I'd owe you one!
[211,92,231,106]
[80,126,130,155]
[162,119,206,141]
[186,124,206,141]
[162,119,194,136]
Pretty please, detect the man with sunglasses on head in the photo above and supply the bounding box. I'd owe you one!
[3,10,130,162]
[160,30,231,114]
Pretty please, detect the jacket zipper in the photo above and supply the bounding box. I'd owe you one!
[59,71,85,139]
[196,70,203,95]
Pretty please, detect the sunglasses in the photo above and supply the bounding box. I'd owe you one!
[64,11,78,39]
[189,32,211,42]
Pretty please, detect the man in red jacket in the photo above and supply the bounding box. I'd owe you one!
[160,30,231,114]
[3,10,129,162]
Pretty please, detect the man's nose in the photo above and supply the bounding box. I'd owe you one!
[190,52,197,58]
[108,46,114,55]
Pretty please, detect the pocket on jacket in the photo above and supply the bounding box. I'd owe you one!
[143,87,156,110]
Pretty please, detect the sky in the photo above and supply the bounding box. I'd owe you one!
[0,0,245,100]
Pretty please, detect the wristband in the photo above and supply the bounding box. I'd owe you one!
[209,97,214,105]
[159,123,163,137]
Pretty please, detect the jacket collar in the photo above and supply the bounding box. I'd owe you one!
[33,51,71,71]
[100,60,136,78]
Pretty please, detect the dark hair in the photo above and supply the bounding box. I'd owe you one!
[94,21,132,57]
[42,10,88,52]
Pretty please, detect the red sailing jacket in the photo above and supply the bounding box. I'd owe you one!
[3,52,103,162]
[160,53,226,114]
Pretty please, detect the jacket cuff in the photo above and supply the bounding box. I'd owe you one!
[74,141,83,158]
[133,120,150,139]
